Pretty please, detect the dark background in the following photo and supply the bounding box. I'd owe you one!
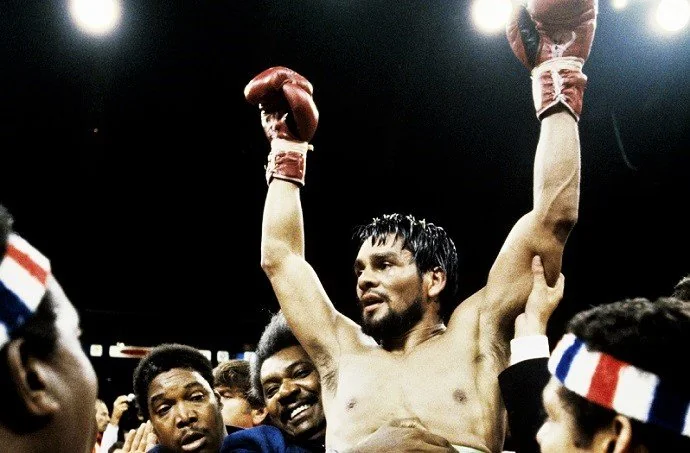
[1,1,688,402]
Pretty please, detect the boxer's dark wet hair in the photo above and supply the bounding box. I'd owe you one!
[672,274,690,301]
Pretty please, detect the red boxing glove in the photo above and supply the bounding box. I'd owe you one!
[507,0,598,121]
[244,67,319,186]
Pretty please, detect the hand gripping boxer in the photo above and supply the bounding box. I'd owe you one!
[244,67,319,186]
[507,0,598,121]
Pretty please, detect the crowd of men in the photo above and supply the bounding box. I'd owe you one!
[3,0,690,451]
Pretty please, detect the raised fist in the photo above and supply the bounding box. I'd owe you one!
[244,66,319,142]
[507,0,597,69]
[507,0,598,121]
[245,66,319,186]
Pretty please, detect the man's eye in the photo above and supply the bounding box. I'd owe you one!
[190,392,205,401]
[294,368,311,378]
[155,405,170,416]
[264,386,277,398]
[374,259,393,269]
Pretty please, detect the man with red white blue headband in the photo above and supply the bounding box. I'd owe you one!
[0,205,99,453]
[538,297,690,452]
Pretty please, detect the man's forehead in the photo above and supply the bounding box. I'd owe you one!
[260,345,309,380]
[216,385,245,396]
[357,234,406,255]
[149,368,211,397]
[215,384,244,392]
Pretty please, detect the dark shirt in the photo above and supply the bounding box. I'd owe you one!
[499,358,550,453]
[147,425,324,453]
[222,425,321,452]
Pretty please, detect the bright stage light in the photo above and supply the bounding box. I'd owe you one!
[655,0,690,32]
[612,0,629,10]
[69,0,121,35]
[217,350,230,363]
[89,344,103,357]
[472,0,513,33]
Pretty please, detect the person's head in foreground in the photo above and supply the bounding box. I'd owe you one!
[132,343,226,453]
[0,205,98,453]
[251,311,326,441]
[539,297,690,452]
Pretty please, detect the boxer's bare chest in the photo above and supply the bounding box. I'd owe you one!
[324,335,502,451]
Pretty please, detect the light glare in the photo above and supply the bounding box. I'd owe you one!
[89,344,103,357]
[472,0,513,33]
[70,0,121,35]
[655,0,690,32]
[612,0,629,10]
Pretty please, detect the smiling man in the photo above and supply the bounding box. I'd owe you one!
[251,312,326,448]
[259,345,321,436]
[132,343,227,453]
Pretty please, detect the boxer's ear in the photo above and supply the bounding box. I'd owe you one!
[426,266,447,299]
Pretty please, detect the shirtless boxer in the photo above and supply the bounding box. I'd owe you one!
[245,0,596,449]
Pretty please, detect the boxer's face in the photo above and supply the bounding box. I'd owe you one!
[260,345,325,440]
[355,234,426,339]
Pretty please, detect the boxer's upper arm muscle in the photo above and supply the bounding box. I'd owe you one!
[266,253,360,373]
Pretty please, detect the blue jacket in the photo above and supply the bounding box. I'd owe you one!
[222,425,316,452]
[147,425,319,453]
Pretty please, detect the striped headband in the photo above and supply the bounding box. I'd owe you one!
[548,333,690,437]
[0,234,51,349]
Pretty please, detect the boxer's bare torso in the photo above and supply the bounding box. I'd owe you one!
[320,291,506,452]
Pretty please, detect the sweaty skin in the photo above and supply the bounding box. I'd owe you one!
[260,108,579,452]
[258,104,580,451]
